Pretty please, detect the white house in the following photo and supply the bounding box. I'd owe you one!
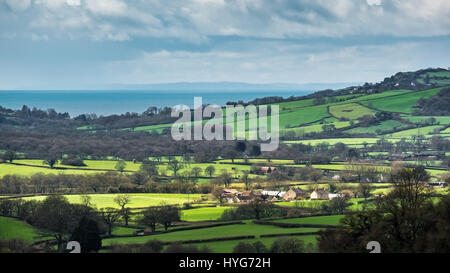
[328,193,345,200]
[261,190,286,199]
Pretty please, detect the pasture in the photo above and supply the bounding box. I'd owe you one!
[0,216,47,243]
[272,215,344,225]
[385,125,443,138]
[281,121,352,137]
[102,222,320,246]
[0,163,103,178]
[21,193,203,209]
[329,103,375,120]
[181,206,230,222]
[360,87,442,114]
[189,235,318,253]
[345,120,405,134]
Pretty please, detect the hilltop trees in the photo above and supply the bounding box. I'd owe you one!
[414,87,450,116]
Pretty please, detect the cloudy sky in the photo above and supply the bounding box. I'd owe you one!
[0,0,449,89]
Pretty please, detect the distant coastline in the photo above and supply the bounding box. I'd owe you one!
[0,90,313,116]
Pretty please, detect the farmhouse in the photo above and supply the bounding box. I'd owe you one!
[260,167,277,173]
[283,188,306,201]
[328,193,345,200]
[389,153,414,161]
[222,189,239,203]
[310,189,329,200]
[427,182,448,188]
[223,189,239,195]
[236,191,259,203]
[261,190,285,198]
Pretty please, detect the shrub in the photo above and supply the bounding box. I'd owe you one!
[270,237,305,253]
[61,157,87,167]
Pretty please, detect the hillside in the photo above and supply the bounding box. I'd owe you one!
[0,67,450,157]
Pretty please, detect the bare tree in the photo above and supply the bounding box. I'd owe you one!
[99,208,121,236]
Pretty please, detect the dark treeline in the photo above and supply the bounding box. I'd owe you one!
[414,86,450,116]
[0,104,176,130]
[0,172,215,195]
[0,123,242,160]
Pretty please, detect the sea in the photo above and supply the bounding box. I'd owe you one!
[0,90,311,117]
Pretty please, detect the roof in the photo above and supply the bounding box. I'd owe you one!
[290,188,305,194]
[261,190,286,196]
[328,193,344,199]
[223,189,239,194]
[313,189,329,195]
[260,167,277,172]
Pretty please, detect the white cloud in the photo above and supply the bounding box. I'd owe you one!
[2,0,449,42]
[66,0,80,6]
[85,0,127,16]
[4,0,31,11]
[97,38,449,85]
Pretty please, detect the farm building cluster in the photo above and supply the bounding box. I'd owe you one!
[221,188,346,204]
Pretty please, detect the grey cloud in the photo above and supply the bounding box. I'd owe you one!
[0,0,449,42]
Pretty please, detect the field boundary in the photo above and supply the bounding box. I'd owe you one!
[253,220,337,229]
[259,231,319,238]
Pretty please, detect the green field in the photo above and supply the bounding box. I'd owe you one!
[190,235,318,253]
[345,120,405,134]
[273,215,344,225]
[102,222,320,246]
[21,193,203,209]
[14,159,141,171]
[0,160,255,178]
[403,116,450,125]
[276,198,371,211]
[441,127,450,134]
[0,163,103,178]
[385,125,443,138]
[329,103,376,120]
[181,207,230,222]
[281,121,352,137]
[360,88,442,114]
[0,216,47,243]
[283,138,381,147]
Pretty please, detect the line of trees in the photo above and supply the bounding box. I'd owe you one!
[317,166,450,253]
[0,172,215,195]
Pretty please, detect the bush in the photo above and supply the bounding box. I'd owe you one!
[0,239,37,253]
[140,240,164,253]
[233,241,267,253]
[270,237,305,253]
[61,157,87,167]
[164,243,211,253]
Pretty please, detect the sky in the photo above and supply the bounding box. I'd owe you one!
[0,0,449,89]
